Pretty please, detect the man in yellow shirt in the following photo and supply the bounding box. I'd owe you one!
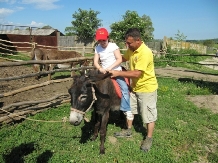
[110,28,158,152]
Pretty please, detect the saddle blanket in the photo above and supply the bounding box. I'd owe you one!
[111,78,130,99]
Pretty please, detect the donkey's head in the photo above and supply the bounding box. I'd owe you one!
[68,70,112,126]
[68,75,93,126]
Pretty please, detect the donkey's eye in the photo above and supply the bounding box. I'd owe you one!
[78,94,87,102]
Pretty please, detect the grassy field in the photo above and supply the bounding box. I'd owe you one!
[0,49,218,162]
[0,75,217,163]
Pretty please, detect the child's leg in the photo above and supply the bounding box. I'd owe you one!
[115,76,131,112]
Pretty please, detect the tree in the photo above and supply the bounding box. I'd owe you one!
[110,10,154,43]
[174,30,187,41]
[65,8,102,45]
[203,39,215,47]
[41,25,53,29]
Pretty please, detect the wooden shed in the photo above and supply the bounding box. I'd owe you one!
[0,28,64,52]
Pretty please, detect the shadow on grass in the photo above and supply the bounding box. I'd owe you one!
[208,152,218,163]
[79,109,147,142]
[78,110,126,144]
[36,150,53,163]
[133,114,147,139]
[3,142,34,163]
[178,78,218,94]
[3,142,53,163]
[183,69,218,76]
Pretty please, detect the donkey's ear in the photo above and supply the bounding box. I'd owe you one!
[89,72,112,82]
[102,72,112,79]
[96,72,112,80]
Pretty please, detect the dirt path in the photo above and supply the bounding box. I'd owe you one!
[155,57,218,113]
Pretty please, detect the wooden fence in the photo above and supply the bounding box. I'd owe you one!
[0,57,95,124]
[1,54,218,124]
[0,38,95,56]
[165,37,207,54]
[0,39,217,124]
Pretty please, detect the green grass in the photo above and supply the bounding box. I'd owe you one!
[0,52,30,61]
[155,48,218,76]
[84,53,94,57]
[0,49,217,162]
[1,77,217,163]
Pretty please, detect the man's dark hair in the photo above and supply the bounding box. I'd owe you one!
[125,28,141,40]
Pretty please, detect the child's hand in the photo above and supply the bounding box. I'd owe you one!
[99,67,107,74]
[105,67,112,71]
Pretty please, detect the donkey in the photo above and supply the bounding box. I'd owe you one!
[30,48,49,79]
[68,70,122,154]
[30,48,90,80]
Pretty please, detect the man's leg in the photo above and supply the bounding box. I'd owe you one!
[147,121,155,138]
[137,90,157,152]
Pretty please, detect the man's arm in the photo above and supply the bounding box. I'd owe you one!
[122,56,127,62]
[109,69,142,78]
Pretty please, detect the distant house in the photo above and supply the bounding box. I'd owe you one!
[0,29,64,52]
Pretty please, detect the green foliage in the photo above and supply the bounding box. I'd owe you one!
[41,25,54,29]
[110,10,154,43]
[203,39,215,47]
[65,8,102,44]
[1,78,217,162]
[154,47,218,76]
[0,52,30,61]
[164,47,206,67]
[64,27,74,36]
[174,30,187,41]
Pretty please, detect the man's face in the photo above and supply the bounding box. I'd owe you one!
[125,36,140,51]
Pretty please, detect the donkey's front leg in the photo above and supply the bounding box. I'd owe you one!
[99,111,109,154]
[47,64,54,80]
[33,64,41,80]
[91,120,100,141]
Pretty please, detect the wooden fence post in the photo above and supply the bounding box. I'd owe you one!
[82,46,85,56]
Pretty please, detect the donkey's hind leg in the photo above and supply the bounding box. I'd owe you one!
[47,64,54,80]
[33,64,41,80]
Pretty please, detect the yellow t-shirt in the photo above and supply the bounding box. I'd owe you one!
[123,43,158,92]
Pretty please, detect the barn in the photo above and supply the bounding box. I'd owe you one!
[0,27,64,52]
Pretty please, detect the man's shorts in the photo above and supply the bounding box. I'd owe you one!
[130,90,157,124]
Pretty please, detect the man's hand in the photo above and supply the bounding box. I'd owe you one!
[109,70,120,78]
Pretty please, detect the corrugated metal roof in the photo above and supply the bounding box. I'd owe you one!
[0,29,57,35]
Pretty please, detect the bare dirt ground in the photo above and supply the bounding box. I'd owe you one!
[155,57,218,114]
[0,62,73,107]
[0,57,218,114]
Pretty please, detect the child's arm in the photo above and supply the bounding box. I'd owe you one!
[94,53,101,70]
[94,53,107,74]
[106,49,122,71]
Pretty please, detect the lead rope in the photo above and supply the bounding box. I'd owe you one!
[71,83,97,122]
[83,84,97,121]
